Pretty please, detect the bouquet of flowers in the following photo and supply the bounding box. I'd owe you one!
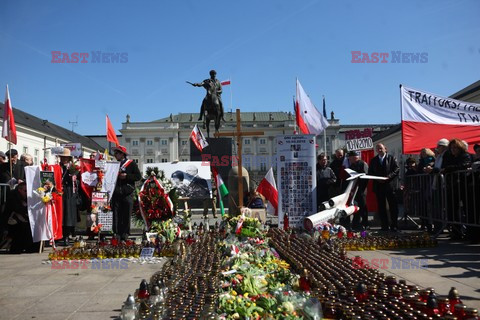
[133,167,179,230]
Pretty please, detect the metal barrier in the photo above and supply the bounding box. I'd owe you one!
[404,169,480,229]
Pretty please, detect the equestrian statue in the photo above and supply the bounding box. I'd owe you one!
[187,69,225,137]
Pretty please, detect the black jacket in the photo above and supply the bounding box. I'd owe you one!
[0,161,25,183]
[113,159,141,197]
[368,154,399,192]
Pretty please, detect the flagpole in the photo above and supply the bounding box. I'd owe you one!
[230,76,233,110]
[8,140,12,184]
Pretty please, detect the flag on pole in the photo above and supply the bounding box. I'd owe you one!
[323,96,327,118]
[220,79,231,86]
[2,85,17,144]
[190,124,209,152]
[295,79,329,135]
[106,115,120,146]
[212,166,228,216]
[256,167,278,215]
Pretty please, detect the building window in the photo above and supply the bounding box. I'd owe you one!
[133,159,139,163]
[244,139,250,145]
[132,140,139,146]
[146,158,153,163]
[181,158,188,161]
[146,140,153,146]
[260,162,267,171]
[34,149,39,165]
[181,140,188,146]
[23,146,28,154]
[161,158,168,163]
[161,140,168,146]
[259,138,266,145]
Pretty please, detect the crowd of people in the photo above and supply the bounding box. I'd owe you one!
[0,145,142,253]
[316,138,480,243]
[403,138,480,243]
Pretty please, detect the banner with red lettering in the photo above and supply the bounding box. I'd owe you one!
[401,85,480,154]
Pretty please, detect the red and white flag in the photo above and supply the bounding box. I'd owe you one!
[221,79,231,86]
[190,124,209,152]
[106,115,120,146]
[2,85,17,145]
[256,167,278,215]
[295,79,329,135]
[401,85,480,154]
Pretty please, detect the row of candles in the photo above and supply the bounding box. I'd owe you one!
[120,232,221,320]
[268,228,477,319]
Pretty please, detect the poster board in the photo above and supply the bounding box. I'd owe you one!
[62,143,82,157]
[40,171,55,192]
[88,192,112,231]
[143,161,212,199]
[276,135,317,229]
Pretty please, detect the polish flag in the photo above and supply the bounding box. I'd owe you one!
[221,79,231,86]
[106,115,120,146]
[295,79,329,135]
[190,124,209,152]
[2,85,17,145]
[256,167,278,215]
[401,85,480,154]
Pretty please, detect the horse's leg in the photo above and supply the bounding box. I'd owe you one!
[215,114,220,134]
[206,118,210,138]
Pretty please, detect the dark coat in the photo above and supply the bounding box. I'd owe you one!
[0,161,25,183]
[113,158,141,198]
[61,164,80,227]
[368,154,399,192]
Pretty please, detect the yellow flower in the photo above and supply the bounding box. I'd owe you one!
[37,187,45,192]
[231,290,237,296]
[41,196,51,203]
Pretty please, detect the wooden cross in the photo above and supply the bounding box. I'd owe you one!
[215,109,264,208]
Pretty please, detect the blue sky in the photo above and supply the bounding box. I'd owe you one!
[1,0,479,135]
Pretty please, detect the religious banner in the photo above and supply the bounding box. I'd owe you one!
[26,166,63,243]
[401,85,480,154]
[276,134,317,229]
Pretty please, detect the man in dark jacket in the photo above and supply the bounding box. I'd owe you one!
[112,145,141,240]
[0,149,25,184]
[316,153,336,207]
[348,151,369,230]
[368,143,400,231]
[329,148,347,196]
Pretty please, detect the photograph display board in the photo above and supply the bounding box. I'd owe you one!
[143,161,212,199]
[276,135,317,229]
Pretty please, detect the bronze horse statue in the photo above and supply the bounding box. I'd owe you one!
[188,70,224,138]
[200,79,222,138]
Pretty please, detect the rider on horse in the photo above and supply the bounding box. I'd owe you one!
[193,70,225,121]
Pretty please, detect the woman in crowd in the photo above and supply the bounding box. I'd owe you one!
[442,138,471,240]
[417,148,435,173]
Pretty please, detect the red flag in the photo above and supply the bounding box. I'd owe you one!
[106,115,120,146]
[2,85,17,144]
[79,158,96,200]
[221,79,231,86]
[256,167,278,215]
